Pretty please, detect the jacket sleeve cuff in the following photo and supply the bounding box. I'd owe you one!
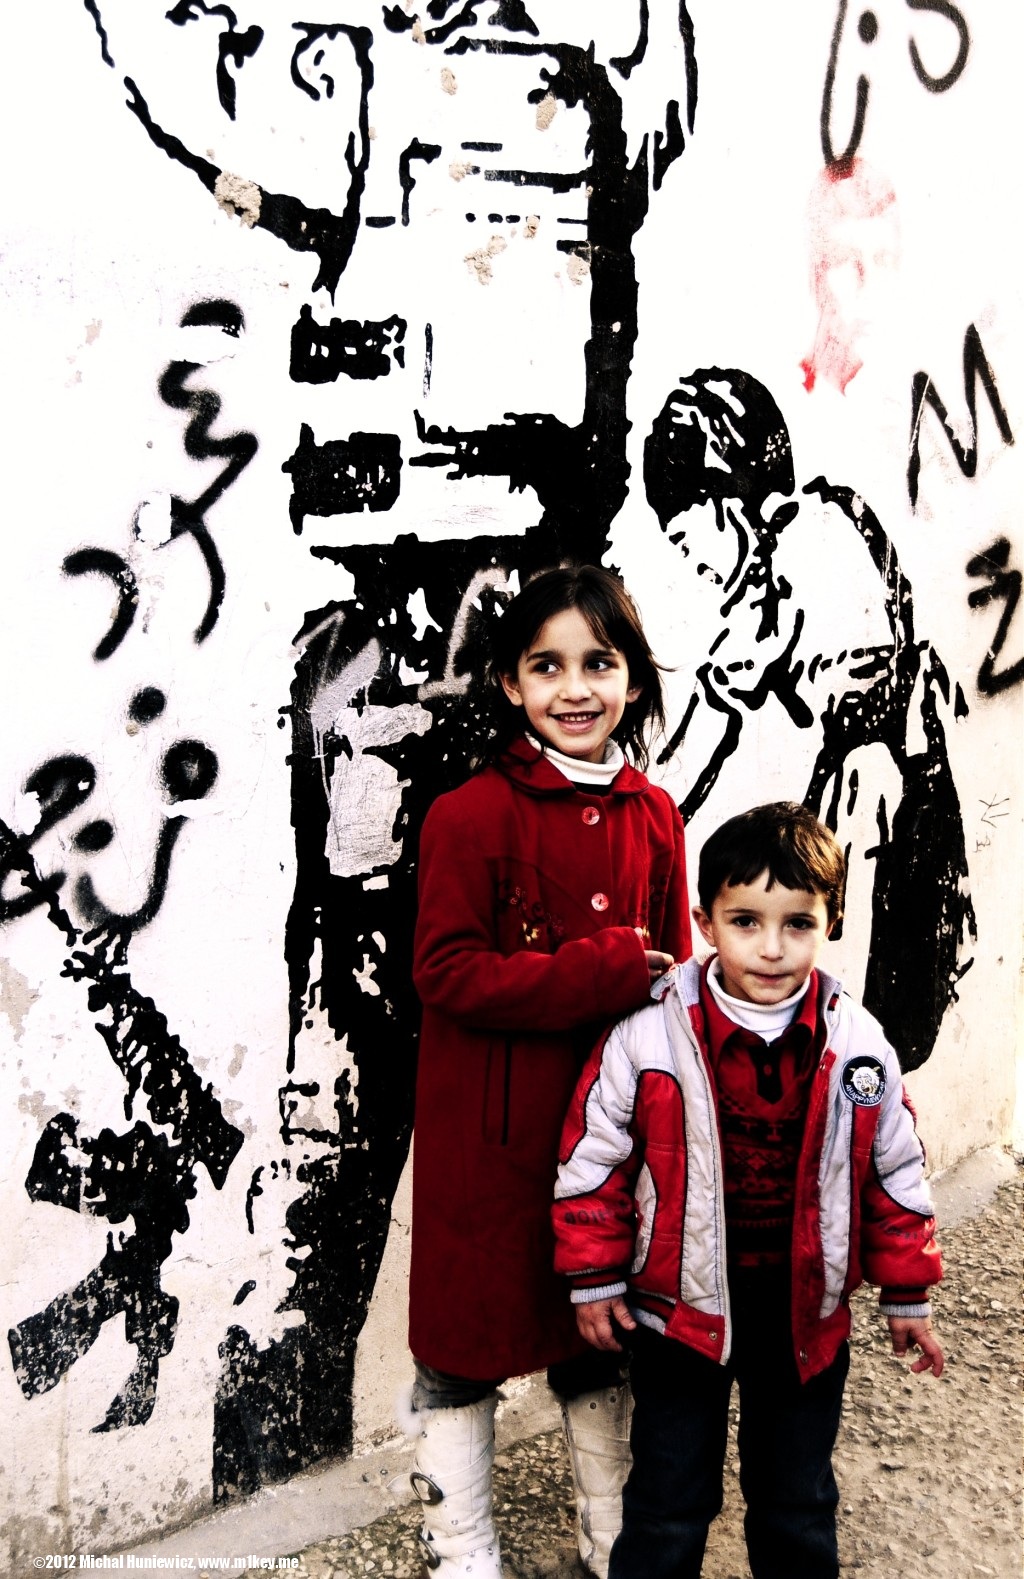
[878,1298,932,1318]
[570,1282,628,1305]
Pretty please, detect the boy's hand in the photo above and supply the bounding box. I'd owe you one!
[887,1315,944,1377]
[644,950,674,982]
[575,1296,638,1352]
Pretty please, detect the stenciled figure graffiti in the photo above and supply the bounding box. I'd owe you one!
[642,366,975,1071]
[82,0,699,1494]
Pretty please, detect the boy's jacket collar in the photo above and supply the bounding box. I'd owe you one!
[658,953,845,1023]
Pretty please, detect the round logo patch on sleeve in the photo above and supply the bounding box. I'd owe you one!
[841,1056,886,1107]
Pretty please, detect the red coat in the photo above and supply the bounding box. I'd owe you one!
[409,736,691,1379]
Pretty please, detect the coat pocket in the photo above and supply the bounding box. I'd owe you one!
[481,1037,512,1146]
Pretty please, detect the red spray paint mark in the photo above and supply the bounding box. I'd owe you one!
[801,156,898,394]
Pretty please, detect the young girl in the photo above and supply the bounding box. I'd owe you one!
[406,566,691,1578]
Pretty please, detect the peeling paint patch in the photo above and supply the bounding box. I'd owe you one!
[18,1090,61,1127]
[355,955,380,996]
[0,958,40,1042]
[449,161,475,183]
[440,67,457,96]
[535,91,557,131]
[464,235,507,285]
[523,215,540,240]
[214,172,262,229]
[566,249,592,287]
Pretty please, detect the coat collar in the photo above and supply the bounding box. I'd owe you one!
[666,955,846,1030]
[495,734,650,797]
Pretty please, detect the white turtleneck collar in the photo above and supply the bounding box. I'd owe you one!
[706,957,810,1043]
[526,733,625,788]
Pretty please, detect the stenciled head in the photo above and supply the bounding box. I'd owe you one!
[88,2,698,546]
[645,368,795,526]
[87,1,697,297]
[643,368,799,618]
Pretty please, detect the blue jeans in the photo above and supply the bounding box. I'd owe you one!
[611,1271,849,1579]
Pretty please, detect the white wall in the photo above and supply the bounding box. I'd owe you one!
[1,2,1019,1565]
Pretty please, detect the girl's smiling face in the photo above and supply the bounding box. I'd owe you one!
[499,607,641,763]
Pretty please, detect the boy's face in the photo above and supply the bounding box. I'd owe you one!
[693,872,833,1005]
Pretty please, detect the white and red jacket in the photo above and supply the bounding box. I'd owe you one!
[553,956,942,1380]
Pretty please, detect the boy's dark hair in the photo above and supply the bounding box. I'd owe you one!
[486,564,667,770]
[697,801,847,927]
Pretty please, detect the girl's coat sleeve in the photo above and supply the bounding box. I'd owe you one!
[661,798,692,965]
[413,790,651,1032]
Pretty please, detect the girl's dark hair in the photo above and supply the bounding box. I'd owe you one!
[486,564,667,770]
[697,801,847,927]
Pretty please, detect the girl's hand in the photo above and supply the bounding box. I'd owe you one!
[644,950,674,982]
[575,1296,637,1352]
[887,1315,944,1377]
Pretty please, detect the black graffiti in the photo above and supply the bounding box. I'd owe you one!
[647,368,974,1071]
[165,2,264,121]
[906,0,970,91]
[22,756,97,845]
[291,24,347,102]
[967,538,1024,695]
[908,323,1014,508]
[822,0,970,168]
[1,734,218,935]
[289,305,407,384]
[645,368,799,643]
[407,406,583,520]
[5,304,246,932]
[157,300,258,642]
[11,1120,184,1430]
[75,740,219,932]
[129,686,167,726]
[83,0,112,65]
[227,12,700,1500]
[113,17,374,299]
[282,424,403,531]
[979,793,1009,834]
[62,549,138,659]
[59,301,254,664]
[398,139,442,226]
[3,820,244,1429]
[84,2,698,1493]
[0,756,94,924]
[804,476,976,1066]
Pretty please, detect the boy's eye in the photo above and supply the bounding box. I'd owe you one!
[731,916,757,928]
[787,918,816,931]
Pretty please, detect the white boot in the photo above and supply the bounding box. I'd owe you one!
[408,1393,503,1577]
[562,1383,633,1579]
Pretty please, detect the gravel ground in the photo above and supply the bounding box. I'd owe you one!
[231,1168,1021,1579]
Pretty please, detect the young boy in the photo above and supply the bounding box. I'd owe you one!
[552,801,943,1579]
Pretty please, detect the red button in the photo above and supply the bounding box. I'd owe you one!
[582,806,601,826]
[591,893,610,912]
